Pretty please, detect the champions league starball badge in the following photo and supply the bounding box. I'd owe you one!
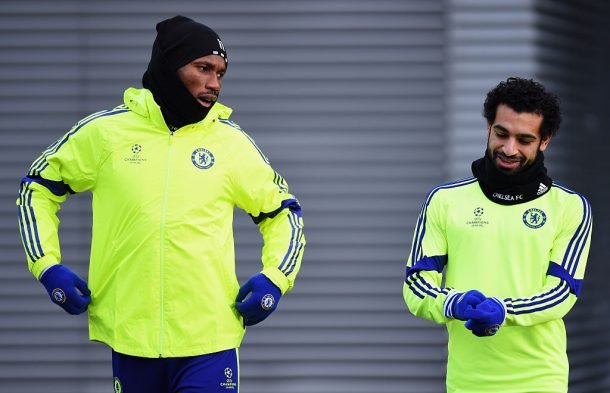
[224,367,233,379]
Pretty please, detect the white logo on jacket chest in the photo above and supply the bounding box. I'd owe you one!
[191,148,215,169]
[465,207,490,228]
[124,143,148,164]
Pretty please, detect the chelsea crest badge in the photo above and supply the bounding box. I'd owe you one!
[191,148,215,169]
[523,208,547,229]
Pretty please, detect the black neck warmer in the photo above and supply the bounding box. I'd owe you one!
[142,16,228,130]
[471,151,552,205]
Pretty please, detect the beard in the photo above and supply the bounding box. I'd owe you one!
[486,142,542,175]
[488,149,527,174]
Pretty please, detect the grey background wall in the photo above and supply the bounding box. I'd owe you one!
[534,1,610,388]
[0,1,608,393]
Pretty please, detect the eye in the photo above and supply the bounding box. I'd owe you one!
[518,138,534,145]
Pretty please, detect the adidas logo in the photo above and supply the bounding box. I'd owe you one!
[537,183,548,195]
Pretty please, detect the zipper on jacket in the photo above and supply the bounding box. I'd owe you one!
[158,129,174,356]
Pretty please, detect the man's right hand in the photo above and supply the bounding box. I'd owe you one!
[444,290,486,320]
[40,264,91,315]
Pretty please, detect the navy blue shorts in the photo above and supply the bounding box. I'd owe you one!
[111,348,239,393]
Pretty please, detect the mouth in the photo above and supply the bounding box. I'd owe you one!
[196,93,218,108]
[494,152,522,171]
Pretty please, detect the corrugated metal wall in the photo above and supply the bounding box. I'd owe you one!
[2,2,608,393]
[445,0,610,392]
[0,2,447,393]
[445,0,539,178]
[535,1,610,390]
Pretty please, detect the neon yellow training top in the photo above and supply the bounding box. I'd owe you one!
[17,88,305,358]
[403,176,592,393]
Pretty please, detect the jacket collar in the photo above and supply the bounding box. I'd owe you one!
[123,88,233,132]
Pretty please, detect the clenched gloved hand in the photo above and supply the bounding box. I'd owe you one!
[464,297,506,337]
[444,290,486,320]
[235,273,281,326]
[40,264,91,315]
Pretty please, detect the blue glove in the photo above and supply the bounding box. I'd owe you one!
[235,273,281,326]
[445,290,486,320]
[40,264,91,315]
[464,297,506,337]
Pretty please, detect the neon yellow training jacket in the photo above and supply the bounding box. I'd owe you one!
[403,177,591,393]
[17,88,305,358]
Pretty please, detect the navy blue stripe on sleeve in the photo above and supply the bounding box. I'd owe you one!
[21,176,73,197]
[416,272,451,296]
[284,241,304,276]
[17,182,45,262]
[553,183,592,277]
[504,283,571,315]
[273,171,289,192]
[406,273,438,299]
[565,196,592,276]
[250,198,301,225]
[18,207,38,262]
[279,211,304,276]
[504,281,571,315]
[406,255,447,279]
[547,262,583,296]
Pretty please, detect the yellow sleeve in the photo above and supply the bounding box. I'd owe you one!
[17,180,66,279]
[17,114,109,279]
[403,189,452,323]
[230,129,305,294]
[258,208,305,294]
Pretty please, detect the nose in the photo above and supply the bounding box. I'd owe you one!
[502,137,518,156]
[207,73,221,91]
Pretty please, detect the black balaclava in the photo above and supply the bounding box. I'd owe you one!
[142,15,228,130]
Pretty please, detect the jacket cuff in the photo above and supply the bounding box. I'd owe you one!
[31,256,60,281]
[261,268,292,295]
[443,290,462,319]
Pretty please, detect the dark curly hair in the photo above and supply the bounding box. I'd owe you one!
[483,77,562,140]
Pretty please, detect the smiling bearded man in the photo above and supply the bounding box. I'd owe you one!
[402,77,592,393]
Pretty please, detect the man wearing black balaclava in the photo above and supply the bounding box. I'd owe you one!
[19,15,305,393]
[402,77,592,392]
[143,15,228,130]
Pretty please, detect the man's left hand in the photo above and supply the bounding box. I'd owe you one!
[464,297,506,337]
[235,273,281,326]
